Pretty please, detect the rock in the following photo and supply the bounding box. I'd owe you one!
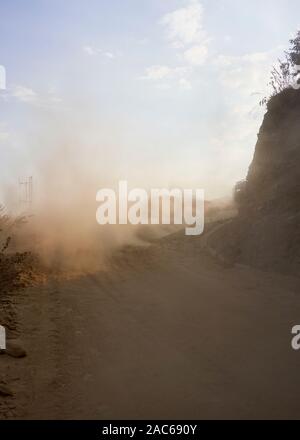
[5,341,27,358]
[0,384,13,397]
[217,88,300,275]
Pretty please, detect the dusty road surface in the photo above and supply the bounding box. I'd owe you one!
[4,230,300,419]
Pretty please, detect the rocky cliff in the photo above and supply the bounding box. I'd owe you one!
[209,88,300,275]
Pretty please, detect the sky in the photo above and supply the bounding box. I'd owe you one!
[0,0,300,201]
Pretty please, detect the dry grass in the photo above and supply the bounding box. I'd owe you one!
[0,205,39,295]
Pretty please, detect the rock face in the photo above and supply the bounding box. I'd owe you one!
[242,88,300,217]
[209,88,300,275]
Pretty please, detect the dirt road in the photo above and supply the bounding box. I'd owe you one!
[5,231,300,419]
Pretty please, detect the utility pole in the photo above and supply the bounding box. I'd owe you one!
[19,176,33,213]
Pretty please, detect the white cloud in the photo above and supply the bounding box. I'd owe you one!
[141,65,189,81]
[242,52,268,63]
[141,3,210,88]
[214,50,278,95]
[161,0,206,47]
[104,51,115,59]
[13,86,37,103]
[215,52,270,68]
[47,87,62,103]
[0,122,9,142]
[142,65,172,80]
[214,54,234,68]
[141,65,193,91]
[12,85,62,107]
[184,44,208,65]
[155,83,172,90]
[83,45,116,59]
[179,78,192,90]
[152,0,209,89]
[83,45,98,56]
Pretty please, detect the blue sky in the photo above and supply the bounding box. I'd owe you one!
[1,0,300,200]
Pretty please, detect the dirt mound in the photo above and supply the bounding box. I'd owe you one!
[208,88,300,275]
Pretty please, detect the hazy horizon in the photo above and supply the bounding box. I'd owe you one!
[1,0,300,203]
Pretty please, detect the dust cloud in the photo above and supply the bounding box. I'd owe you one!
[2,105,229,274]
